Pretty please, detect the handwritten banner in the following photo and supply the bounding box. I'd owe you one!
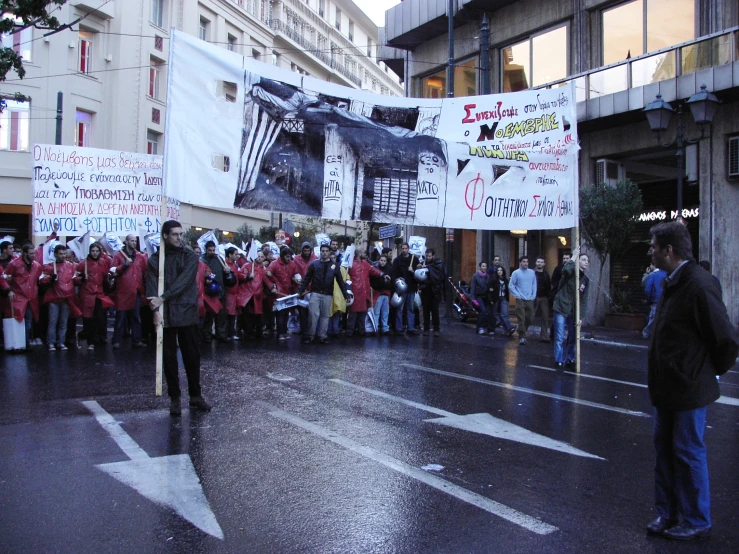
[32,144,180,237]
[163,31,579,230]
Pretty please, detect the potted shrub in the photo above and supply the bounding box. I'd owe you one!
[604,286,647,330]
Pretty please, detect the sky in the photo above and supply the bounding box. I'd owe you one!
[353,0,401,27]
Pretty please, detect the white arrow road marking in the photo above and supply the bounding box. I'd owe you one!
[527,365,739,407]
[402,364,649,417]
[258,401,558,536]
[329,379,604,460]
[82,401,224,540]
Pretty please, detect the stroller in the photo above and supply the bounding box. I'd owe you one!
[447,277,481,322]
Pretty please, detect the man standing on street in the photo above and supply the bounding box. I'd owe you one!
[645,221,737,541]
[201,241,230,343]
[41,244,79,351]
[533,256,552,342]
[552,249,589,370]
[419,248,446,337]
[291,242,317,340]
[111,234,148,349]
[392,242,420,335]
[2,243,42,347]
[641,264,666,340]
[509,256,536,345]
[147,220,212,416]
[298,244,348,344]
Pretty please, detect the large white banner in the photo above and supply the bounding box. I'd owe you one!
[164,31,579,230]
[32,144,180,237]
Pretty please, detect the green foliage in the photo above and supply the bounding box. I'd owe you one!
[610,286,635,314]
[231,222,254,247]
[580,180,643,266]
[183,227,206,247]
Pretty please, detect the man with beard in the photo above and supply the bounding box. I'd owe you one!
[40,244,80,350]
[266,246,295,341]
[418,248,447,337]
[391,242,420,336]
[201,241,231,343]
[111,234,148,349]
[2,243,42,347]
[74,243,113,350]
[291,242,317,342]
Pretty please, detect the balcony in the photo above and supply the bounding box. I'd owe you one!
[70,0,116,19]
[534,27,739,122]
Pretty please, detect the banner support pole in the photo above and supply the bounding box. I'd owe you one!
[575,224,581,374]
[155,195,167,396]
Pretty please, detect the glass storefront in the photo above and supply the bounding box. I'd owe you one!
[503,25,568,92]
[419,59,477,98]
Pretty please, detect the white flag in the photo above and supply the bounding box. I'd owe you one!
[42,239,63,264]
[197,229,220,254]
[67,231,91,261]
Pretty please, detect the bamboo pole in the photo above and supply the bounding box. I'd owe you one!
[575,225,581,374]
[155,196,167,396]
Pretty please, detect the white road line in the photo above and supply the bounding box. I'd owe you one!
[401,364,649,417]
[581,338,648,350]
[329,379,454,417]
[260,401,558,536]
[527,365,739,407]
[82,400,150,461]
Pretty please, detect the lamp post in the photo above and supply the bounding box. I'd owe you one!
[644,85,719,216]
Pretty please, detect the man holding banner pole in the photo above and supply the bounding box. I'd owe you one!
[146,220,211,416]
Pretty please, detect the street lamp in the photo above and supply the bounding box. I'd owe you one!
[644,85,719,215]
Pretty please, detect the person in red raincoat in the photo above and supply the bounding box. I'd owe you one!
[347,248,383,337]
[291,242,317,341]
[110,235,148,349]
[265,246,295,341]
[74,243,113,350]
[0,239,14,339]
[240,252,265,339]
[40,244,82,350]
[224,247,246,339]
[2,243,42,347]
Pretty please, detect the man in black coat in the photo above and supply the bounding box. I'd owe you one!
[418,247,447,336]
[391,242,420,335]
[147,220,212,416]
[645,222,738,540]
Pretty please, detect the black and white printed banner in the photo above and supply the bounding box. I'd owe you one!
[164,31,579,230]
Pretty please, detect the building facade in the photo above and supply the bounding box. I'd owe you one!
[0,0,402,242]
[381,0,739,325]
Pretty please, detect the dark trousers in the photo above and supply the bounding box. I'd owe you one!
[298,305,311,337]
[163,325,202,400]
[276,309,289,335]
[346,311,367,335]
[421,291,441,331]
[81,298,107,344]
[202,306,227,340]
[242,306,263,338]
[112,297,142,344]
[475,297,494,332]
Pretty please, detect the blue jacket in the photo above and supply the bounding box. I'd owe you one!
[644,269,667,304]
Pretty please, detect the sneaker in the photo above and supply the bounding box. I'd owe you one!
[302,337,313,344]
[433,331,440,337]
[132,341,148,348]
[423,330,429,336]
[88,344,95,351]
[506,328,516,337]
[170,398,182,417]
[189,396,212,412]
[232,335,241,341]
[554,362,564,372]
[279,334,290,341]
[519,337,527,345]
[112,343,121,350]
[488,331,495,336]
[58,344,68,351]
[48,344,56,351]
[33,338,43,346]
[320,338,330,344]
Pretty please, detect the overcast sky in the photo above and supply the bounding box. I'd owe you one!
[354,0,401,27]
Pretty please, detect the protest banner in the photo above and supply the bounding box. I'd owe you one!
[163,30,579,231]
[408,236,426,257]
[32,144,180,237]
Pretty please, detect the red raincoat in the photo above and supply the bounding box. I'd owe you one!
[348,260,382,312]
[291,253,317,293]
[111,249,147,311]
[75,256,114,318]
[266,257,294,295]
[225,260,246,316]
[197,261,222,316]
[40,261,82,318]
[240,262,265,315]
[2,257,42,322]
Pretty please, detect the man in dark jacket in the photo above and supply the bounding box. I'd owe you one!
[201,240,231,343]
[298,244,348,344]
[391,242,419,335]
[645,222,738,541]
[418,248,447,336]
[147,220,212,416]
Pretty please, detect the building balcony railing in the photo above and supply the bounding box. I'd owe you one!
[267,19,363,87]
[534,27,739,103]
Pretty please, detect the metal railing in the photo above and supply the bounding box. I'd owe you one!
[533,27,739,102]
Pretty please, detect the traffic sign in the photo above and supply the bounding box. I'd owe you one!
[379,224,398,240]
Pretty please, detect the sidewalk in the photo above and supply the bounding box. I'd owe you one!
[580,326,649,349]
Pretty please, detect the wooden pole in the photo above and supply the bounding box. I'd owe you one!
[575,225,581,374]
[155,196,167,396]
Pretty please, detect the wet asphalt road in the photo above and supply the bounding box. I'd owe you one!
[1,322,738,554]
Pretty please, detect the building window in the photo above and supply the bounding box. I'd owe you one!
[348,20,354,42]
[199,18,208,41]
[335,8,341,31]
[367,38,373,58]
[1,16,33,62]
[79,31,93,74]
[420,59,477,98]
[502,24,567,92]
[252,48,261,61]
[227,34,237,52]
[272,51,279,66]
[603,0,695,65]
[0,100,30,151]
[151,0,164,28]
[149,62,161,99]
[75,111,92,147]
[147,130,160,155]
[318,0,325,18]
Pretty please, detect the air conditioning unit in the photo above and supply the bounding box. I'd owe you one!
[729,136,739,179]
[595,158,625,187]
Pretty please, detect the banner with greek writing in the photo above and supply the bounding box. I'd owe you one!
[32,144,180,237]
[164,31,579,231]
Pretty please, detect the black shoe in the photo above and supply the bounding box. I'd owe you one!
[170,398,182,417]
[646,517,678,535]
[423,330,429,336]
[320,338,329,344]
[216,336,232,343]
[302,337,313,344]
[132,341,148,348]
[554,362,564,372]
[189,396,212,412]
[663,523,710,540]
[565,360,575,370]
[506,328,516,337]
[407,330,419,336]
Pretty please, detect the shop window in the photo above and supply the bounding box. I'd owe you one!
[75,110,92,147]
[603,0,695,65]
[420,59,477,99]
[1,15,32,62]
[502,24,568,92]
[0,100,30,151]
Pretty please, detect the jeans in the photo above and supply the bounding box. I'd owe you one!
[553,312,576,363]
[163,325,202,399]
[642,303,657,339]
[309,293,332,339]
[47,301,70,347]
[112,296,142,345]
[533,297,550,338]
[396,293,415,332]
[475,297,493,332]
[515,299,535,337]
[374,295,389,332]
[328,312,342,336]
[495,298,513,331]
[654,407,711,529]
